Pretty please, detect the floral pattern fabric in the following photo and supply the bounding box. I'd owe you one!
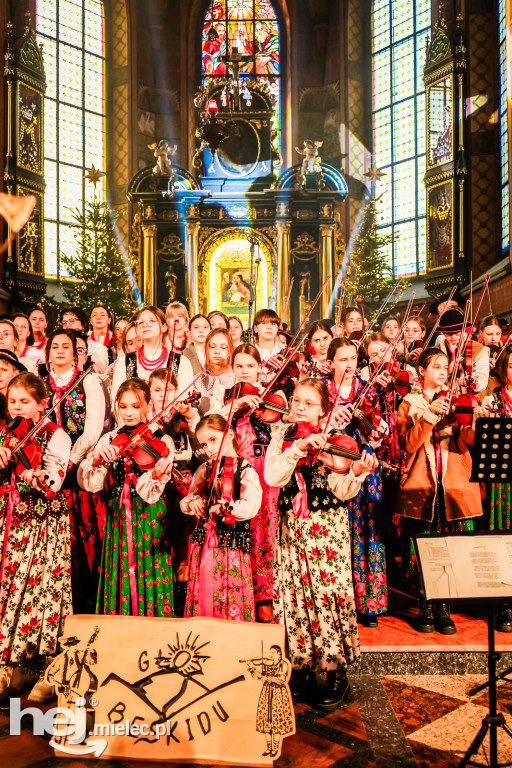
[185,543,255,621]
[97,494,174,617]
[0,492,72,662]
[274,461,360,672]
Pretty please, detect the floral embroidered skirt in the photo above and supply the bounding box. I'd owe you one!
[274,505,360,672]
[185,542,255,621]
[347,496,387,616]
[485,483,512,531]
[65,478,104,610]
[96,494,174,617]
[0,492,72,662]
[249,453,280,603]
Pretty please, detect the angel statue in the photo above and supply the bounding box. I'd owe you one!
[295,139,323,188]
[148,140,177,176]
[165,266,178,301]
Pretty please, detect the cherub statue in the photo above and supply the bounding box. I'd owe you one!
[148,140,177,176]
[295,139,323,175]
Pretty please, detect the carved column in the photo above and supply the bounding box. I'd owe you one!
[319,224,335,319]
[185,221,200,315]
[276,219,291,324]
[142,224,157,305]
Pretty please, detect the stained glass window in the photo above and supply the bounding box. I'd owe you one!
[499,0,510,253]
[371,0,430,277]
[201,0,280,152]
[36,0,106,279]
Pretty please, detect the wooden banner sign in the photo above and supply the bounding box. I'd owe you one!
[46,614,295,765]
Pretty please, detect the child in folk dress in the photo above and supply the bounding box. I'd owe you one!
[79,379,175,617]
[0,373,72,702]
[180,414,262,621]
[264,378,378,711]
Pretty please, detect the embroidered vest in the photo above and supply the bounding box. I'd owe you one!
[42,370,86,444]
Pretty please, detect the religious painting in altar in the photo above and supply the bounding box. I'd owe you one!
[204,234,271,327]
[201,0,281,149]
[427,180,454,270]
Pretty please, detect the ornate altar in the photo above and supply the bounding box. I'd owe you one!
[423,11,467,297]
[4,12,46,298]
[127,163,348,327]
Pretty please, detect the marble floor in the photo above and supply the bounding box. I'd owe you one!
[3,669,512,767]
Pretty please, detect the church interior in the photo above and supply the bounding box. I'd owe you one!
[1,0,512,766]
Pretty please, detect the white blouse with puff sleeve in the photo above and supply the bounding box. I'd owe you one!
[180,459,262,521]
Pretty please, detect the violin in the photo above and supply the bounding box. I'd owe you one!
[282,421,398,472]
[1,417,57,497]
[434,391,485,426]
[225,382,289,424]
[203,457,236,524]
[111,423,170,470]
[379,361,414,396]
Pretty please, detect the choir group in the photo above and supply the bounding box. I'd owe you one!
[0,288,509,711]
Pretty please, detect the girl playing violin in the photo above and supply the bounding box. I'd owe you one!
[325,338,388,629]
[209,344,284,623]
[0,373,72,702]
[304,321,333,377]
[79,379,175,617]
[180,414,262,622]
[149,368,199,615]
[397,347,483,635]
[253,309,285,385]
[264,378,378,710]
[193,329,236,415]
[40,328,107,615]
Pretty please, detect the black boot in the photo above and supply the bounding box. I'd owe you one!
[434,602,456,635]
[313,668,350,712]
[358,612,378,628]
[289,667,310,699]
[496,606,512,633]
[417,599,435,633]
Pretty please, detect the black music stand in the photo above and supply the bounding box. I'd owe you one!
[414,534,512,768]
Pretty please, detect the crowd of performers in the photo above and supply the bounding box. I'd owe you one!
[0,283,511,712]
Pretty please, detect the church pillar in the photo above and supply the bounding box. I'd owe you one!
[319,224,335,319]
[276,219,291,324]
[185,221,200,315]
[142,224,157,305]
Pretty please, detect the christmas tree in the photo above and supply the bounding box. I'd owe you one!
[59,188,138,317]
[342,193,402,319]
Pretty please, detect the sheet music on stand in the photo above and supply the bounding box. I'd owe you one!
[470,416,512,483]
[414,533,512,602]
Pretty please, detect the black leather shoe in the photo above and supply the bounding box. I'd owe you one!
[289,667,310,699]
[417,600,435,633]
[496,608,512,633]
[434,602,457,635]
[358,613,378,628]
[313,669,350,711]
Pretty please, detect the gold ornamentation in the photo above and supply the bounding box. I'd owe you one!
[84,164,106,188]
[157,233,185,263]
[290,232,319,262]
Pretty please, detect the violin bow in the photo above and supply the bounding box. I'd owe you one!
[422,284,458,349]
[358,279,402,347]
[205,382,242,508]
[281,277,294,326]
[161,317,178,420]
[448,274,490,402]
[352,294,415,413]
[118,373,203,455]
[335,279,346,330]
[10,368,93,454]
[260,275,332,400]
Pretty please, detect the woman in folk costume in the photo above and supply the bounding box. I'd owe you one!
[209,343,283,623]
[110,306,170,402]
[149,367,199,616]
[481,347,512,631]
[180,414,262,622]
[435,308,490,394]
[397,347,484,635]
[325,337,388,628]
[0,373,72,703]
[89,304,116,365]
[181,314,211,376]
[193,329,236,416]
[264,378,378,711]
[39,328,107,613]
[78,379,175,618]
